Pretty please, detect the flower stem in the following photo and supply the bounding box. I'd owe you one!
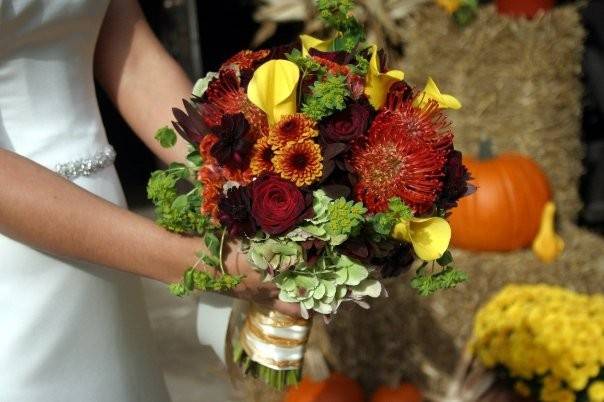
[219,227,227,275]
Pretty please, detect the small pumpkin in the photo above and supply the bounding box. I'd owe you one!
[371,383,423,402]
[284,373,364,402]
[449,141,551,252]
[532,201,564,263]
[496,0,555,18]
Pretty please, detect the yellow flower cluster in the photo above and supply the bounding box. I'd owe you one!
[472,284,604,402]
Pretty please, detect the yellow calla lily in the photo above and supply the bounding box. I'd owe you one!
[300,34,334,57]
[413,77,462,110]
[247,59,299,126]
[392,216,452,261]
[532,202,564,263]
[364,45,404,109]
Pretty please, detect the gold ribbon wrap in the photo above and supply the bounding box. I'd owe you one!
[239,305,311,371]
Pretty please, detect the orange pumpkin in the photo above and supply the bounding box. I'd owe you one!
[371,383,423,402]
[496,0,555,18]
[284,373,364,402]
[449,146,551,252]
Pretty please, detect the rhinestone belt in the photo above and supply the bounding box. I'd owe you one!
[55,145,117,180]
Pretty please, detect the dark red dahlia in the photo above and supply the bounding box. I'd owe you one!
[210,113,253,169]
[437,149,473,211]
[218,186,257,237]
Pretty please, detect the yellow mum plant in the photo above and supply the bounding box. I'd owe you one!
[472,285,604,402]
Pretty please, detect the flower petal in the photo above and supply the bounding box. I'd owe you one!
[409,217,452,261]
[392,217,452,261]
[300,34,334,56]
[364,45,404,109]
[247,60,300,126]
[414,77,462,110]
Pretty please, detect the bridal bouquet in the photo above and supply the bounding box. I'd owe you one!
[148,0,471,389]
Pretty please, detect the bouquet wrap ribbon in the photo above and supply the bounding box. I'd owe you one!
[239,305,311,371]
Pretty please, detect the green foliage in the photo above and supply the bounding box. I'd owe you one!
[316,0,365,51]
[147,167,208,235]
[286,49,327,76]
[302,74,350,121]
[276,254,380,317]
[350,53,370,75]
[324,198,366,237]
[411,264,468,296]
[154,126,177,148]
[371,197,414,237]
[247,239,304,275]
[169,267,242,297]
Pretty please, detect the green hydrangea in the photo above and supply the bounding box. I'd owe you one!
[275,254,381,317]
[247,239,304,278]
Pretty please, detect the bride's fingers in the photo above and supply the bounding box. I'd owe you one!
[269,299,302,318]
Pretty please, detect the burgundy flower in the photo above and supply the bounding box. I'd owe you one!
[302,239,327,266]
[375,244,415,278]
[437,150,473,210]
[250,174,313,235]
[319,102,373,144]
[218,186,257,237]
[308,48,352,65]
[210,113,253,169]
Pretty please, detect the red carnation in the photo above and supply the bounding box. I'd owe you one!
[250,174,313,235]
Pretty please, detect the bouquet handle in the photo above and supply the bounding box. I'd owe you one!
[231,303,311,390]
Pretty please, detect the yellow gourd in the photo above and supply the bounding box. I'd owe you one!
[532,202,564,263]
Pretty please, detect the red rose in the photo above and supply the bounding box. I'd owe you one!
[250,174,312,235]
[319,102,373,144]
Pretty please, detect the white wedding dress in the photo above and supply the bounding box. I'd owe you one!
[0,1,170,401]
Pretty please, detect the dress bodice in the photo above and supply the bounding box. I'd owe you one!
[0,0,111,169]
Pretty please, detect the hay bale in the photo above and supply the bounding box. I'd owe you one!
[399,4,585,221]
[324,4,604,397]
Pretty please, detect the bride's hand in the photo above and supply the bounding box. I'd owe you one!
[222,241,302,318]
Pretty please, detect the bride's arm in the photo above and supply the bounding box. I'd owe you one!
[94,0,192,164]
[0,150,299,315]
[0,148,197,283]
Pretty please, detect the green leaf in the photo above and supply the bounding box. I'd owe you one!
[186,150,202,166]
[155,127,177,148]
[351,279,382,298]
[436,250,453,267]
[345,262,368,286]
[184,268,195,291]
[171,194,189,211]
[204,232,221,257]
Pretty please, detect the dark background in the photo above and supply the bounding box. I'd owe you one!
[98,0,604,233]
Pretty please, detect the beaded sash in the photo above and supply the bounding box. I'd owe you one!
[55,145,116,180]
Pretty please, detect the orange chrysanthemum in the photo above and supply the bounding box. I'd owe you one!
[268,114,318,149]
[250,136,275,176]
[273,140,323,187]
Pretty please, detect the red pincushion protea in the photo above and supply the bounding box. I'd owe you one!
[378,93,454,153]
[350,96,452,213]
